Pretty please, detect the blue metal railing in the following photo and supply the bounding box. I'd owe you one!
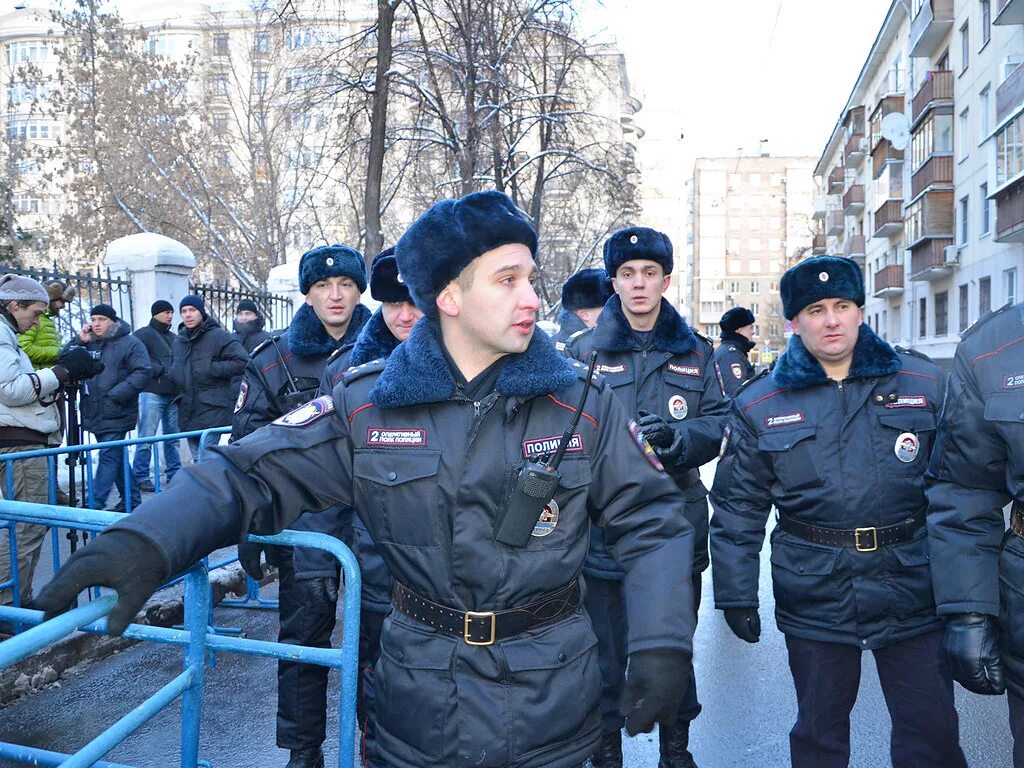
[0,501,361,768]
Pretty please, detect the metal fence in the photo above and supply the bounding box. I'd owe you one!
[3,263,134,343]
[188,281,293,333]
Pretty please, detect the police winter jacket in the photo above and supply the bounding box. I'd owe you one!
[73,320,151,436]
[169,317,248,432]
[566,295,728,578]
[134,318,180,396]
[713,332,756,398]
[0,312,63,442]
[115,318,696,768]
[926,302,1024,696]
[710,325,944,650]
[232,302,369,577]
[18,310,62,369]
[320,308,402,612]
[554,308,588,346]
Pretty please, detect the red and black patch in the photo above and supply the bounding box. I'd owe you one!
[522,434,583,460]
[366,428,427,447]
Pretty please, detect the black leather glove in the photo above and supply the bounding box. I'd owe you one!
[618,648,690,736]
[637,410,685,463]
[724,607,761,643]
[942,613,1005,695]
[31,529,168,635]
[237,539,265,580]
[56,346,104,381]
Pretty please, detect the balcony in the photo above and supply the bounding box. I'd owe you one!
[827,209,845,237]
[844,234,866,261]
[845,132,866,167]
[911,154,954,199]
[873,200,905,238]
[843,184,865,215]
[828,166,845,193]
[995,0,1024,25]
[873,264,905,298]
[910,0,955,57]
[812,195,828,220]
[906,190,955,251]
[871,141,904,173]
[995,178,1024,242]
[909,239,956,281]
[812,233,827,255]
[997,62,1024,124]
[912,70,953,127]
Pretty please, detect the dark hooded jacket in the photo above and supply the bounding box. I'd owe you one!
[169,317,248,432]
[75,320,152,435]
[116,318,695,768]
[134,318,180,396]
[710,325,945,649]
[566,295,729,577]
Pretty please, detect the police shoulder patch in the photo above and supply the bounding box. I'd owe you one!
[342,358,386,385]
[234,379,249,413]
[628,419,664,472]
[273,396,335,427]
[326,342,354,364]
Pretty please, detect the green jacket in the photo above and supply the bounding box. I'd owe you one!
[18,310,62,369]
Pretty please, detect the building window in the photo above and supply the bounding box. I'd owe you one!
[749,259,761,272]
[935,291,949,336]
[728,281,740,294]
[287,28,317,50]
[995,112,1024,187]
[212,114,229,134]
[769,322,779,336]
[253,31,270,54]
[254,70,268,94]
[919,297,927,338]
[750,281,760,294]
[960,22,969,74]
[211,74,229,96]
[911,113,953,171]
[750,303,760,316]
[959,283,970,332]
[981,0,991,48]
[12,195,41,214]
[980,85,991,139]
[959,109,970,161]
[214,33,230,56]
[1006,267,1018,305]
[748,238,761,252]
[980,276,992,314]
[749,217,761,230]
[6,40,49,64]
[980,183,990,235]
[748,173,761,186]
[959,195,969,244]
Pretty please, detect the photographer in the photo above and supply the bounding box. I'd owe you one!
[71,304,151,512]
[0,275,101,608]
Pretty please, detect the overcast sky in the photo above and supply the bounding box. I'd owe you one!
[584,0,895,163]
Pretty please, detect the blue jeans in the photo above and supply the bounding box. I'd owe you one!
[91,431,141,511]
[132,392,181,484]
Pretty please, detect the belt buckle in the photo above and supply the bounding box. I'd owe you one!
[464,611,496,646]
[854,527,878,553]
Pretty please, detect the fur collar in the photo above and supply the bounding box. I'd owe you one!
[288,303,370,357]
[590,294,697,354]
[370,317,577,409]
[556,308,588,339]
[720,330,755,354]
[771,323,901,390]
[349,309,401,367]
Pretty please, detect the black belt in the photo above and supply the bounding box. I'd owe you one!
[778,512,925,552]
[1011,503,1024,539]
[392,580,581,646]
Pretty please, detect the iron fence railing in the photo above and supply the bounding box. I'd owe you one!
[188,280,293,333]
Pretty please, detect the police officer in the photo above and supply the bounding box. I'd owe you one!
[320,246,423,766]
[709,255,966,768]
[566,227,727,768]
[232,243,371,768]
[713,306,755,398]
[554,267,613,347]
[925,300,1024,766]
[35,190,697,768]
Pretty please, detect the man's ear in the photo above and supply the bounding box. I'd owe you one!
[436,281,460,318]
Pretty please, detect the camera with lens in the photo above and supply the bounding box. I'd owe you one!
[57,346,105,383]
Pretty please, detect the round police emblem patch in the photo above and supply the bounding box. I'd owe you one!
[234,379,248,413]
[532,500,559,537]
[819,271,829,282]
[894,431,919,463]
[730,362,743,379]
[668,394,688,420]
[274,396,335,427]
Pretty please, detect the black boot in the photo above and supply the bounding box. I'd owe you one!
[658,720,697,768]
[590,729,622,768]
[285,747,325,768]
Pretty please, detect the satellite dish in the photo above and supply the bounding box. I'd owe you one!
[880,112,911,151]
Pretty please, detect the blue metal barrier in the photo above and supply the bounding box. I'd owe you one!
[0,501,361,768]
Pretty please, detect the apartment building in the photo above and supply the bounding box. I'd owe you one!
[813,0,1024,367]
[690,154,816,357]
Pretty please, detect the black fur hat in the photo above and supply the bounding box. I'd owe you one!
[369,247,412,304]
[720,306,756,334]
[395,190,538,316]
[781,255,865,320]
[561,268,613,311]
[603,226,673,276]
[299,244,367,295]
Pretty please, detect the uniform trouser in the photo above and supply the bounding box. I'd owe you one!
[785,630,966,768]
[0,449,50,606]
[277,556,340,751]
[1009,691,1024,768]
[359,608,387,767]
[584,571,702,735]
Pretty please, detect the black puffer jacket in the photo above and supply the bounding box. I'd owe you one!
[169,317,248,431]
[75,321,151,435]
[134,318,180,396]
[232,316,273,354]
